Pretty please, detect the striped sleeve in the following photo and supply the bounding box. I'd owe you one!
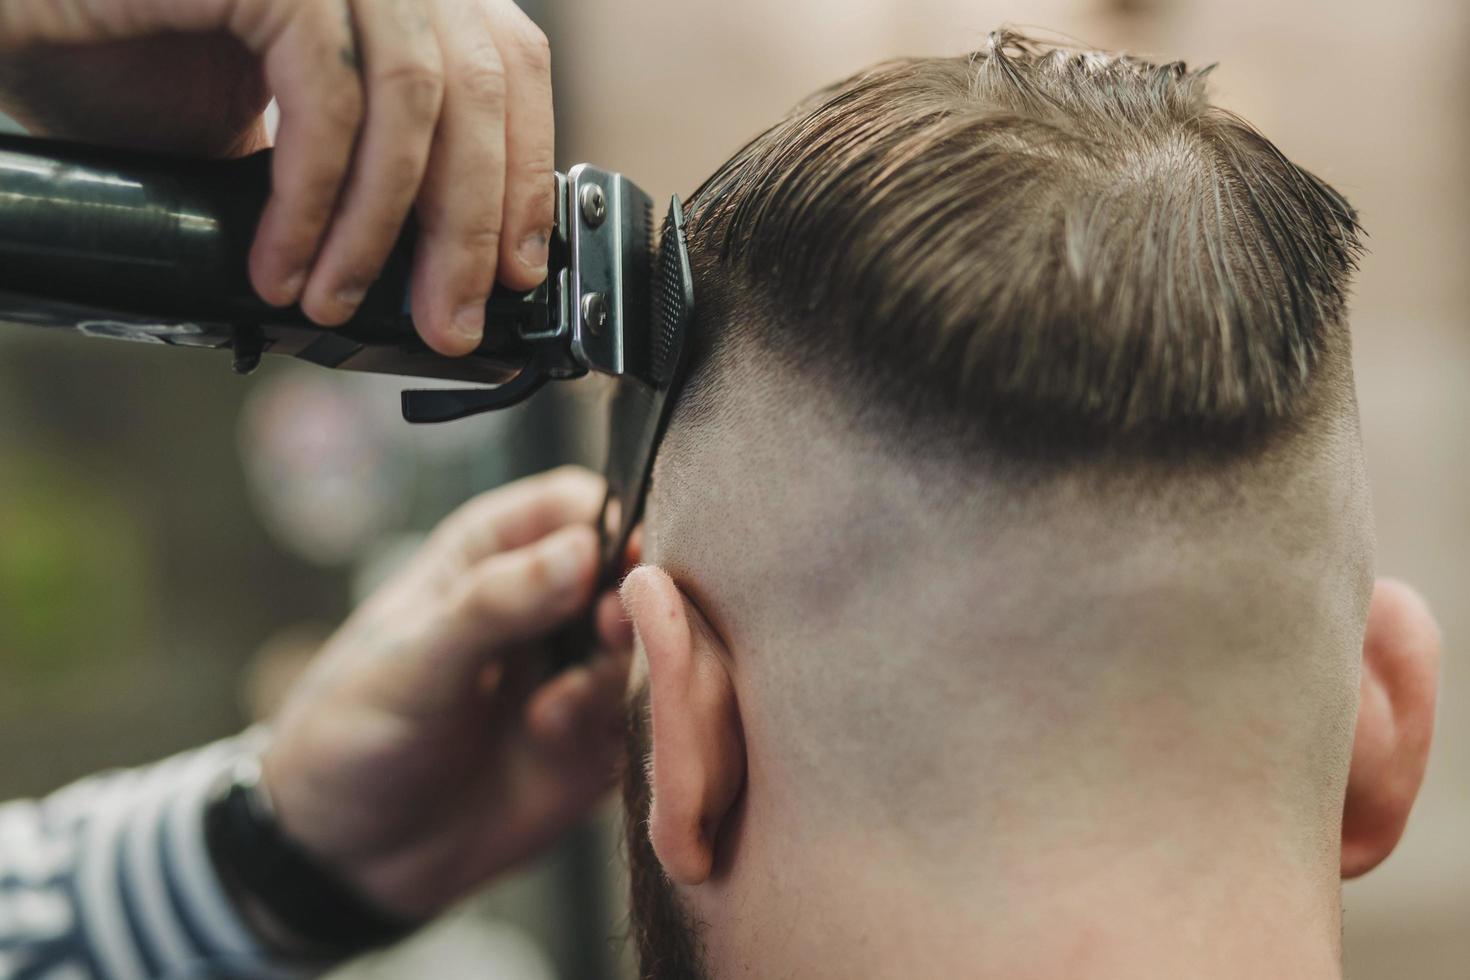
[0,736,319,980]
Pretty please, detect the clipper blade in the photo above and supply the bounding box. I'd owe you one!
[650,201,694,389]
[597,195,695,572]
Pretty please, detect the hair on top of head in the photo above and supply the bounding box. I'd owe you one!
[680,29,1365,457]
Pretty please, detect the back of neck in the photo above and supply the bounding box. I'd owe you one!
[703,820,1343,979]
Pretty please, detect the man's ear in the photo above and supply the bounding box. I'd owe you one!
[1341,579,1442,878]
[622,565,745,886]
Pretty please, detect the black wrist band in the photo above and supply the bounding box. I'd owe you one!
[203,758,420,955]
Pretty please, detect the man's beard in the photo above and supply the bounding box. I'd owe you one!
[624,683,712,979]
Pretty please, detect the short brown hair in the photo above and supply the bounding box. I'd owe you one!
[680,30,1364,456]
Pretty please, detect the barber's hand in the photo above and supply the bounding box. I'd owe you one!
[0,0,555,355]
[259,467,632,921]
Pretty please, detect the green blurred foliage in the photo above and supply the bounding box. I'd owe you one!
[0,448,154,680]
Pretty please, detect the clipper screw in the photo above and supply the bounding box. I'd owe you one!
[580,183,607,228]
[582,292,608,336]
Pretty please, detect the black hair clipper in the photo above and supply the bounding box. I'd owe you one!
[0,133,695,602]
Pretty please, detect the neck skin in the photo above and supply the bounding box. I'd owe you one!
[670,526,1357,979]
[661,514,1358,978]
[687,744,1346,980]
[669,521,1355,979]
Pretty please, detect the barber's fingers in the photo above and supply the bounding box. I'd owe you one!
[298,0,445,326]
[429,466,605,567]
[409,0,508,355]
[2,0,375,310]
[1,0,557,354]
[595,588,636,653]
[484,0,555,290]
[247,0,364,307]
[526,638,630,750]
[520,593,632,760]
[440,523,598,680]
[0,0,368,310]
[525,592,635,761]
[0,0,229,46]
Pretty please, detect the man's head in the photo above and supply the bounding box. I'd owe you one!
[619,32,1440,978]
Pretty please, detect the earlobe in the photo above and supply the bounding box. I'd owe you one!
[623,566,745,886]
[1341,579,1442,878]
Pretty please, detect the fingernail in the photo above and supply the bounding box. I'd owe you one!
[281,270,308,303]
[452,303,486,345]
[547,533,589,592]
[518,232,550,273]
[336,283,369,310]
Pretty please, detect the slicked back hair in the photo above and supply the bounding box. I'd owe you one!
[679,31,1364,458]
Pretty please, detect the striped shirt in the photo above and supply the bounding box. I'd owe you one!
[0,737,309,980]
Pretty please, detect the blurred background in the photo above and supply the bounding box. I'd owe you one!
[1,0,1466,977]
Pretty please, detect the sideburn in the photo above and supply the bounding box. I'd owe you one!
[624,684,712,980]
